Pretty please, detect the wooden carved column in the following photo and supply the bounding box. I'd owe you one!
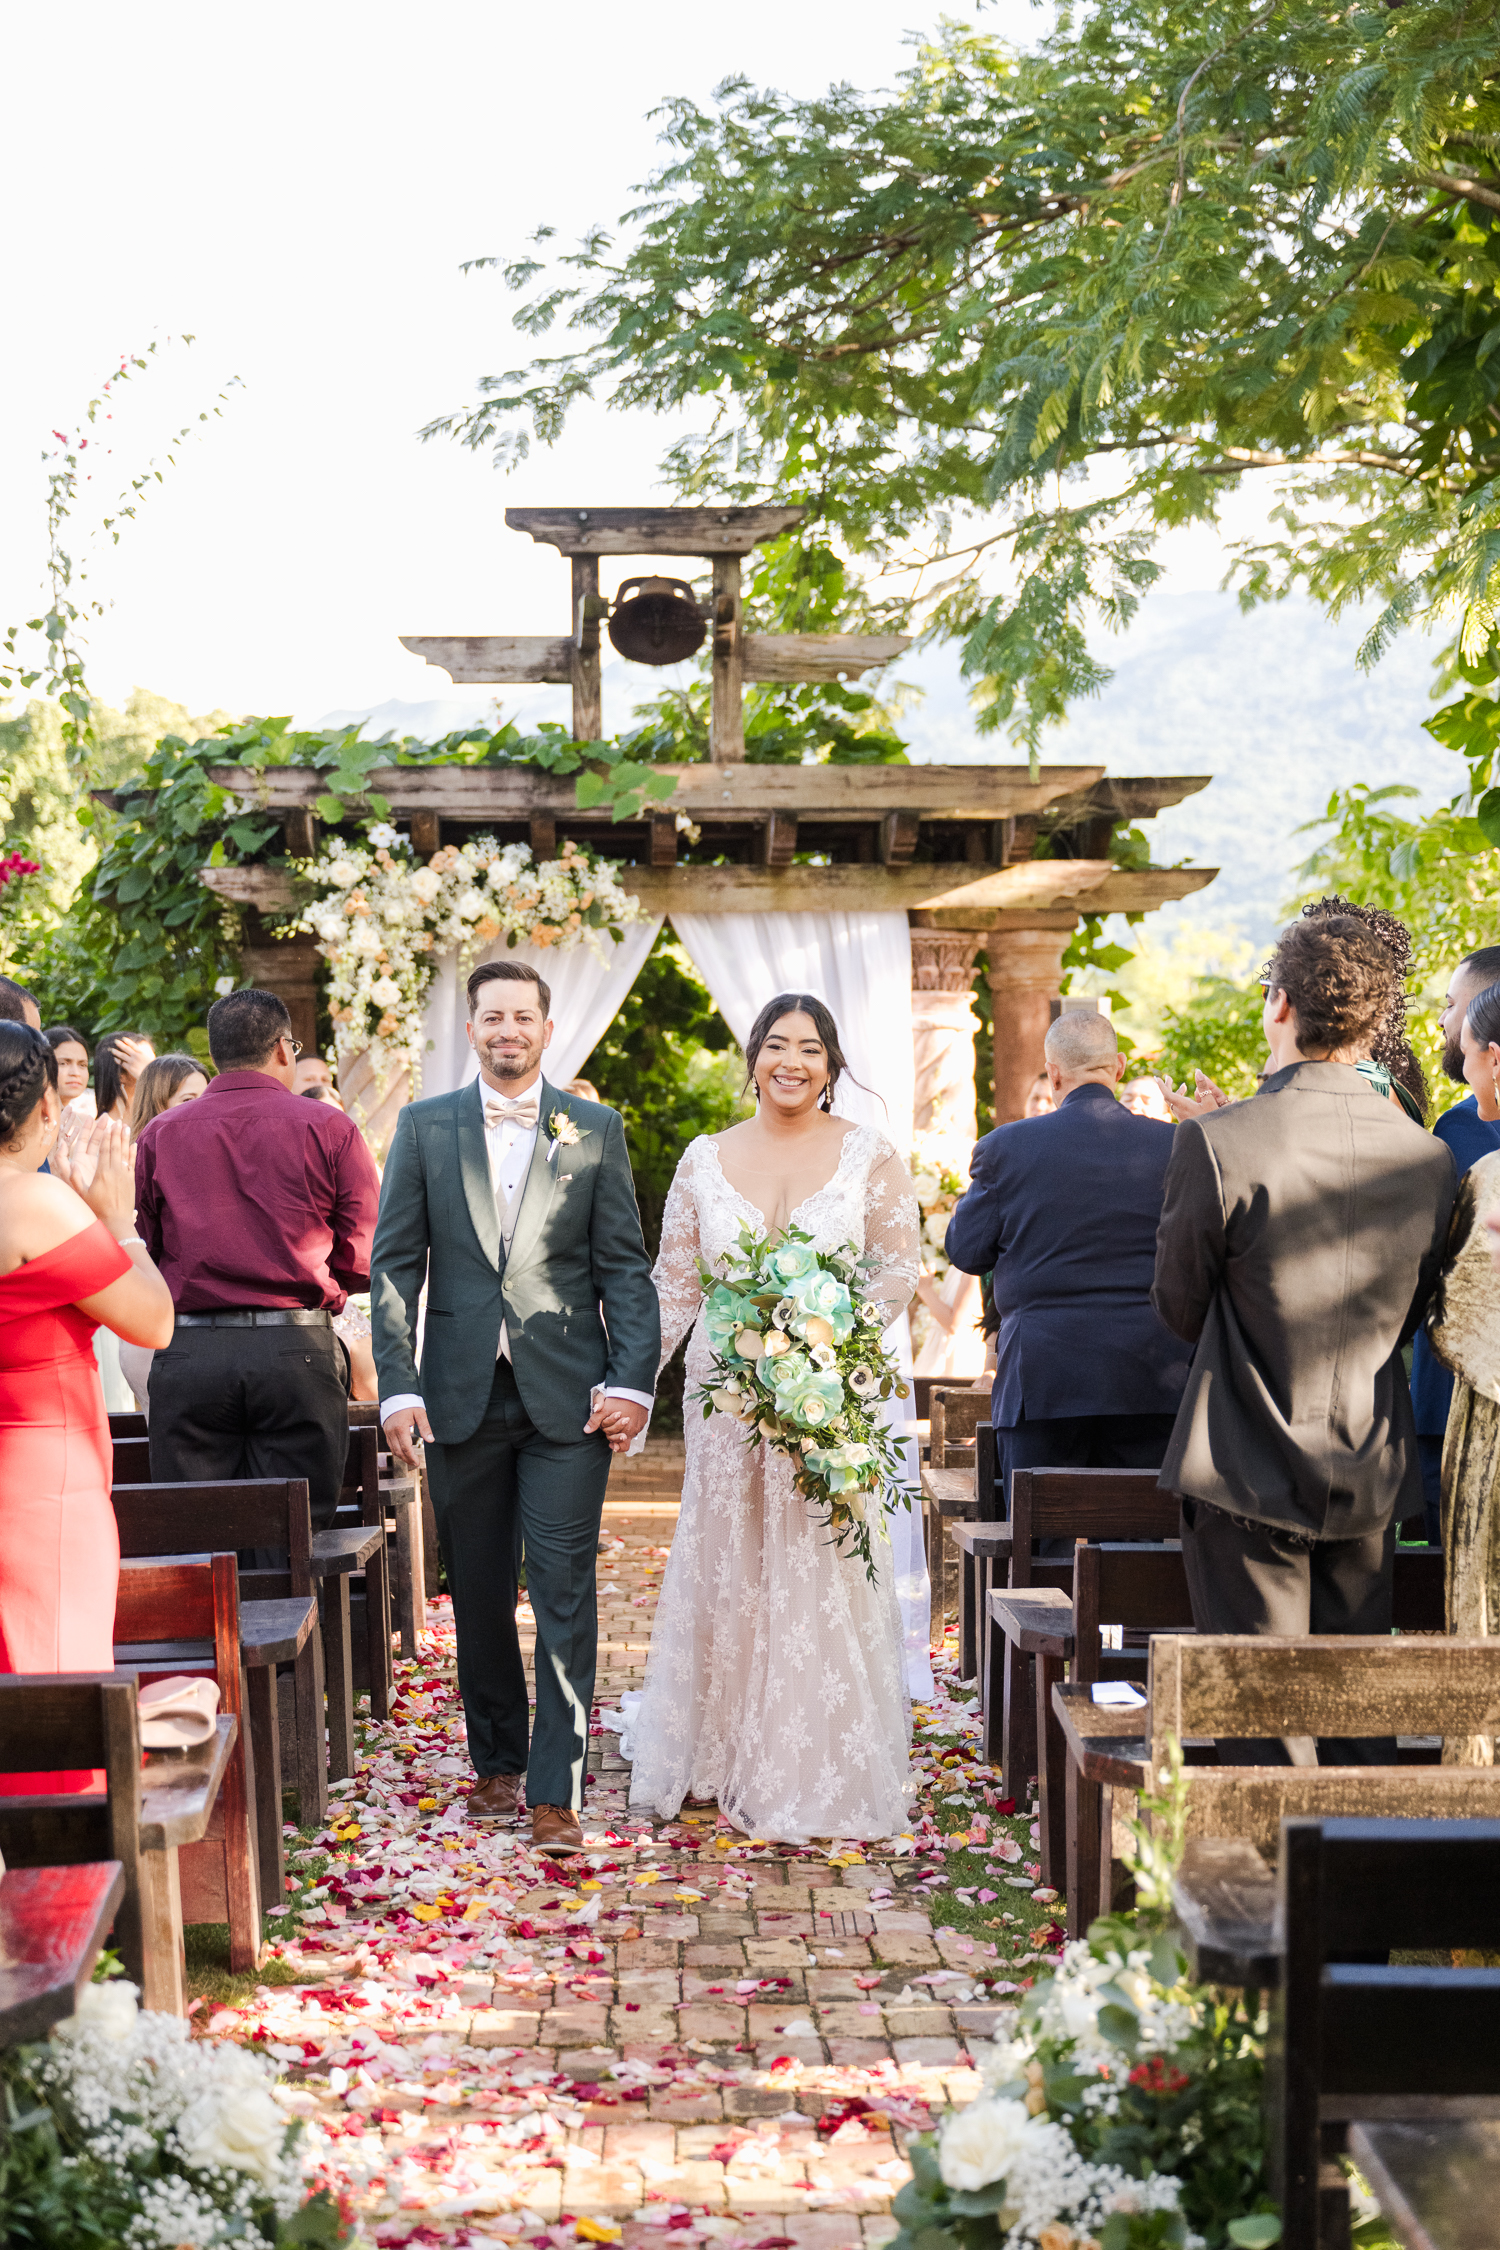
[987,916,1075,1124]
[910,929,985,1168]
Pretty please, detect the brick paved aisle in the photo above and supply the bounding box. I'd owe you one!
[205,1442,1058,2246]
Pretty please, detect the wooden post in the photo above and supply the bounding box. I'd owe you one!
[710,554,744,762]
[571,556,602,741]
[987,918,1075,1124]
[238,913,321,1057]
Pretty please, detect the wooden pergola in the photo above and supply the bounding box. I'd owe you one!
[204,758,1215,1135]
[200,500,1217,1132]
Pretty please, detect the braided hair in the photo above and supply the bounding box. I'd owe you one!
[0,1022,58,1148]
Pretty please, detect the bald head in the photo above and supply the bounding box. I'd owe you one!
[1041,1008,1125,1104]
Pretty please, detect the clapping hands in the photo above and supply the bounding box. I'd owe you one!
[1153,1069,1234,1122]
[52,1113,138,1237]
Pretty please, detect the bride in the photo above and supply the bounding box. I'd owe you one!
[626,992,920,1843]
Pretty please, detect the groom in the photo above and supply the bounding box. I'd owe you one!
[372,959,660,1853]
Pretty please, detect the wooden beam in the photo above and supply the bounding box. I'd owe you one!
[649,816,678,868]
[409,811,441,856]
[529,814,556,860]
[200,858,1218,921]
[399,635,572,684]
[760,811,798,867]
[741,632,911,682]
[203,760,1111,820]
[281,808,317,860]
[880,811,921,866]
[710,555,744,762]
[504,504,804,556]
[571,557,602,741]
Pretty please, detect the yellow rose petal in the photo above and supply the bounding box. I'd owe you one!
[575,2222,622,2244]
[411,1904,441,1923]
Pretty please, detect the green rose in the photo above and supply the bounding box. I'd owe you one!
[765,1239,819,1287]
[791,1269,856,1340]
[704,1285,761,1361]
[770,1362,846,1429]
[803,1440,878,1492]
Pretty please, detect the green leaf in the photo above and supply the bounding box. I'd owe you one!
[1226,2219,1282,2248]
[315,794,346,823]
[1475,788,1500,848]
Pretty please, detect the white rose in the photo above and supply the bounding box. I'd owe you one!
[456,888,487,920]
[59,1978,140,2042]
[912,1171,941,1202]
[370,976,402,1007]
[349,922,385,956]
[381,899,407,925]
[937,2096,1035,2193]
[410,868,442,904]
[176,2053,288,2191]
[325,859,359,888]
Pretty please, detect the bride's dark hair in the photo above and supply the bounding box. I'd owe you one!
[742,992,877,1115]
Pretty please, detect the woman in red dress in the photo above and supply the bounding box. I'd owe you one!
[0,1024,174,1791]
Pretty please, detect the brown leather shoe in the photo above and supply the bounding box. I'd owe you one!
[468,1773,523,1821]
[530,1802,585,1854]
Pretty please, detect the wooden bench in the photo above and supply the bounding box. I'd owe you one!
[1349,2120,1500,2250]
[989,1470,1179,1801]
[1272,1818,1500,2250]
[0,1674,235,2013]
[112,1480,322,1892]
[112,1553,261,1970]
[0,1861,125,2044]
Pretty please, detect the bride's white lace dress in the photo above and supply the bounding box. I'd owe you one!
[626,1125,921,1843]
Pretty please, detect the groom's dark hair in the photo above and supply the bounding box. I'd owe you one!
[467,959,551,1017]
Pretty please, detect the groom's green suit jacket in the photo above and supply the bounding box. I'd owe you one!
[371,1076,660,1446]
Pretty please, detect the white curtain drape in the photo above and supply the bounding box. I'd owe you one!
[418,919,665,1098]
[670,908,933,1699]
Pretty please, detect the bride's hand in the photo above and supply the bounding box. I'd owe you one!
[53,1116,138,1237]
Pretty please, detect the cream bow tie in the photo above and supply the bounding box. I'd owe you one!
[484,1091,541,1131]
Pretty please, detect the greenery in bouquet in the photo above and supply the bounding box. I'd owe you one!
[694,1223,911,1580]
[0,1979,353,2247]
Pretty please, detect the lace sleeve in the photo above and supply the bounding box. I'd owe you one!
[652,1144,705,1372]
[861,1141,921,1324]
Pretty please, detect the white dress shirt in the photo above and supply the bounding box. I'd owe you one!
[379,1073,653,1430]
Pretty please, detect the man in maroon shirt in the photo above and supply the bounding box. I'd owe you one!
[136,988,382,1523]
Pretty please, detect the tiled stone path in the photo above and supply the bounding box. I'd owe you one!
[208,1442,1043,2246]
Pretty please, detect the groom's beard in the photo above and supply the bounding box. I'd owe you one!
[1442,1027,1467,1083]
[477,1031,544,1084]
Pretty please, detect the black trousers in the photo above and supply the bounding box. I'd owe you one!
[425,1355,612,1811]
[147,1322,351,1528]
[998,1408,1180,1552]
[1179,1496,1395,1765]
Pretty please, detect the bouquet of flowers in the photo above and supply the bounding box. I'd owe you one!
[0,1980,353,2248]
[695,1222,911,1578]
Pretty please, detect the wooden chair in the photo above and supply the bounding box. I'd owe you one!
[108,1410,148,1442]
[111,1480,321,1901]
[1272,1818,1500,2250]
[0,1673,235,2013]
[988,1469,1180,1796]
[928,1385,989,1467]
[921,1420,1000,1669]
[113,1553,261,1972]
[0,1861,125,2044]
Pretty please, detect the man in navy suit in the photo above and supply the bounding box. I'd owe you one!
[945,1010,1191,1507]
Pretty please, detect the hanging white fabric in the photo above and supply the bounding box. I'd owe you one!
[418,919,665,1098]
[670,907,933,1699]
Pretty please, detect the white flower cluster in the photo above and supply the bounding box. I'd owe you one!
[38,1981,325,2246]
[910,1152,965,1278]
[1022,1938,1200,2072]
[297,830,642,1090]
[937,2094,1188,2250]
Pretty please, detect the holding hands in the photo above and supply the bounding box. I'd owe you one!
[586,1394,649,1453]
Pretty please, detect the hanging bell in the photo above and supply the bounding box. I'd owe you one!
[607,576,707,666]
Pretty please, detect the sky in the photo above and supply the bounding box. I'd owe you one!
[0,0,1463,945]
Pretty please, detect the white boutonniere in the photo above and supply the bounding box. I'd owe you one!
[547,1111,587,1161]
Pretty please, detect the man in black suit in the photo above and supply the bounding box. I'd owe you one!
[1152,914,1455,1760]
[946,1010,1192,1508]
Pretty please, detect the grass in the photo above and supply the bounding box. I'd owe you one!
[184,1838,334,2010]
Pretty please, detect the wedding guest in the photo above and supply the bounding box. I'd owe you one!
[44,1027,92,1110]
[294,1053,337,1098]
[0,1024,174,1790]
[1121,1075,1174,1121]
[128,1053,209,1130]
[0,979,41,1029]
[1022,1071,1054,1118]
[1153,915,1456,1761]
[1409,946,1500,1539]
[94,1032,155,1123]
[302,1083,345,1111]
[946,1010,1191,1505]
[135,989,381,1525]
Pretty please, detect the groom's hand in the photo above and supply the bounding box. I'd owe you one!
[586,1397,649,1452]
[383,1404,433,1467]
